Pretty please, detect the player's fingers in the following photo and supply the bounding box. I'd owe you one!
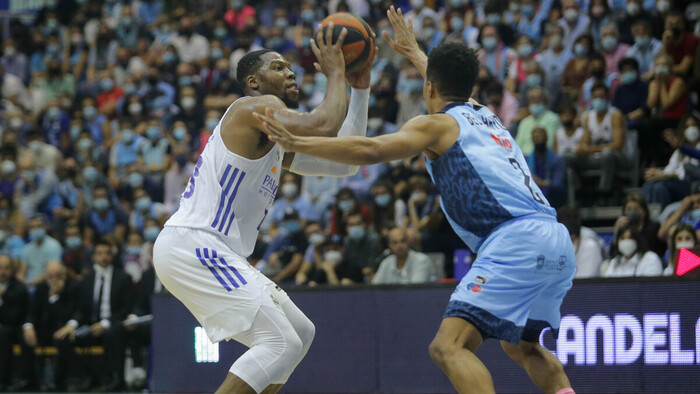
[335,27,348,48]
[310,38,321,58]
[264,107,273,118]
[313,62,322,73]
[324,21,334,46]
[314,27,325,49]
[382,31,395,48]
[407,15,414,33]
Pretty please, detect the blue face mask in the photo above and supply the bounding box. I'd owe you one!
[126,246,142,255]
[47,106,61,118]
[520,4,535,17]
[309,233,325,245]
[163,52,176,63]
[121,129,134,143]
[77,138,92,151]
[601,36,617,51]
[214,27,228,39]
[83,166,98,182]
[518,43,533,57]
[526,74,542,87]
[406,79,423,93]
[347,225,365,240]
[144,226,160,242]
[529,103,545,116]
[211,48,223,60]
[146,126,161,140]
[83,106,96,119]
[301,9,315,23]
[93,198,109,211]
[635,36,650,47]
[65,236,82,249]
[621,71,638,84]
[179,75,193,87]
[374,193,392,207]
[100,78,114,92]
[206,118,219,131]
[274,18,288,29]
[591,98,607,112]
[135,196,152,212]
[450,16,464,31]
[482,37,498,51]
[337,200,353,212]
[284,220,301,234]
[128,172,144,188]
[173,127,187,141]
[123,83,136,95]
[301,37,311,48]
[70,125,81,140]
[30,228,46,242]
[574,43,588,57]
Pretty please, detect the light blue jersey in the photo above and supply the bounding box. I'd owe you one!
[425,102,556,252]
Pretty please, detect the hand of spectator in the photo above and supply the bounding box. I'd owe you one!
[575,145,590,156]
[89,322,105,337]
[311,22,347,78]
[680,195,694,212]
[361,266,373,277]
[295,272,307,285]
[615,215,630,230]
[24,326,38,347]
[662,30,673,46]
[319,261,336,272]
[53,324,75,341]
[346,36,377,90]
[383,6,420,59]
[628,108,644,121]
[663,129,682,149]
[124,315,138,332]
[644,168,664,181]
[406,228,418,244]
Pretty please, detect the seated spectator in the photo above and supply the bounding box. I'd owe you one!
[19,215,63,285]
[24,129,63,173]
[22,261,79,391]
[558,0,590,49]
[478,24,515,84]
[168,17,209,63]
[568,83,628,194]
[122,231,147,283]
[372,228,435,285]
[664,223,697,276]
[0,194,25,238]
[61,222,90,279]
[578,52,619,110]
[328,187,371,237]
[260,209,308,284]
[138,120,171,200]
[617,0,660,46]
[296,232,341,287]
[1,38,28,84]
[370,180,407,239]
[658,185,700,240]
[558,208,603,278]
[624,19,662,79]
[603,226,663,277]
[269,172,318,228]
[612,57,648,130]
[129,187,165,232]
[662,11,699,77]
[0,254,29,392]
[553,103,583,157]
[612,193,666,257]
[163,145,193,212]
[537,25,572,107]
[515,87,561,156]
[639,53,687,166]
[407,175,436,233]
[337,212,382,285]
[600,23,630,75]
[642,115,700,209]
[81,185,128,242]
[485,81,518,130]
[506,35,538,93]
[561,34,593,101]
[109,123,143,184]
[588,0,613,49]
[525,127,567,208]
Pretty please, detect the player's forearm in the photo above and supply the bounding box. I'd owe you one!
[306,73,348,136]
[294,136,382,165]
[406,49,428,79]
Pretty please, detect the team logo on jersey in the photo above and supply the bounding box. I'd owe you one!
[466,283,482,293]
[269,294,280,307]
[490,133,513,152]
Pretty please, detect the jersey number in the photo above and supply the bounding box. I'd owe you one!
[183,156,203,199]
[508,158,546,205]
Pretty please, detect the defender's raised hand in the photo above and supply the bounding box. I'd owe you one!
[311,22,348,78]
[382,6,420,59]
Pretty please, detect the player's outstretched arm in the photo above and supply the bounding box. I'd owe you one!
[383,6,428,79]
[254,109,443,166]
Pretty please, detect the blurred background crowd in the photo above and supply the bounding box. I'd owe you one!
[0,0,699,391]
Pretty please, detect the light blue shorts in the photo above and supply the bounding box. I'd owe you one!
[444,216,576,344]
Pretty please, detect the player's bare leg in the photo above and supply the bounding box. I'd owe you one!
[215,373,256,394]
[428,317,495,393]
[500,340,572,394]
[261,384,283,394]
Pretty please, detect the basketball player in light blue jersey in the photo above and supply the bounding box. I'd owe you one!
[253,7,577,394]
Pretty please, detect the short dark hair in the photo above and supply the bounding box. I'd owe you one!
[618,57,639,72]
[592,83,609,96]
[236,49,274,92]
[426,42,478,101]
[588,51,605,64]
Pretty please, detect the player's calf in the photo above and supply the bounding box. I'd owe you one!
[500,340,573,394]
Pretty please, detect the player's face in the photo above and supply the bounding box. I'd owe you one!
[257,52,299,109]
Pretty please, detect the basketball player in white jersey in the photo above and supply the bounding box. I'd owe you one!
[152,24,374,393]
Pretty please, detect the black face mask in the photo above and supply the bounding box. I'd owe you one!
[534,142,547,154]
[671,27,682,39]
[591,69,605,79]
[562,119,574,128]
[180,28,193,37]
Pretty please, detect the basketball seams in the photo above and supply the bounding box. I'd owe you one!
[319,12,375,73]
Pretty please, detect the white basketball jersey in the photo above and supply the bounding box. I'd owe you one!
[165,101,283,257]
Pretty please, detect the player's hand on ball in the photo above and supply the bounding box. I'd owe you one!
[346,36,377,90]
[383,6,419,58]
[312,22,348,78]
[254,108,299,152]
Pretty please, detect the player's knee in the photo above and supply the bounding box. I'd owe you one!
[500,340,526,365]
[296,318,315,348]
[428,338,451,367]
[282,331,304,362]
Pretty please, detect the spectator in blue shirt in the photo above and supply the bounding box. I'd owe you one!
[81,185,127,242]
[516,0,554,43]
[525,127,567,208]
[269,172,318,226]
[612,57,648,130]
[19,215,63,285]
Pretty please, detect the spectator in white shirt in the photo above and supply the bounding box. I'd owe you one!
[168,17,209,63]
[373,228,435,285]
[559,207,604,278]
[603,226,663,277]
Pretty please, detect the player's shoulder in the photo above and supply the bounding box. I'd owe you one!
[231,94,286,113]
[403,113,457,131]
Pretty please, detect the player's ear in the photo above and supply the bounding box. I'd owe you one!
[426,80,436,98]
[246,74,260,91]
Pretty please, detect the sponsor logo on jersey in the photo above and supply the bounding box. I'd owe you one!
[474,276,487,284]
[466,283,482,293]
[259,173,279,200]
[490,132,513,152]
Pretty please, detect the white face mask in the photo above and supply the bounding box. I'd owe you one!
[618,239,637,257]
[281,183,298,198]
[324,250,342,264]
[685,126,700,143]
[676,241,695,250]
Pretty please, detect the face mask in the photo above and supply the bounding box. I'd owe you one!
[529,103,545,116]
[121,129,134,144]
[518,43,533,57]
[126,246,142,255]
[534,142,547,154]
[123,83,136,95]
[281,183,298,198]
[10,117,22,129]
[411,192,427,201]
[77,138,92,150]
[66,236,82,249]
[635,36,650,47]
[657,0,670,13]
[181,96,196,110]
[146,126,161,140]
[211,48,223,60]
[94,198,109,211]
[301,9,315,23]
[618,238,637,257]
[564,8,578,22]
[591,68,605,79]
[214,27,228,39]
[309,233,325,245]
[301,37,311,49]
[231,0,243,9]
[550,34,562,48]
[169,128,186,142]
[206,118,219,131]
[676,241,695,250]
[301,82,314,95]
[324,250,342,264]
[448,0,463,6]
[69,125,81,140]
[601,36,617,51]
[347,225,365,240]
[626,209,643,224]
[144,226,160,242]
[100,78,114,92]
[526,74,542,87]
[4,46,15,56]
[338,200,353,212]
[128,172,144,188]
[163,52,176,63]
[410,0,425,9]
[121,16,133,26]
[83,106,96,119]
[621,71,638,84]
[627,2,640,15]
[28,140,43,153]
[274,18,288,29]
[482,37,498,51]
[176,155,188,167]
[374,193,392,207]
[135,196,152,212]
[267,37,284,49]
[685,126,700,143]
[284,220,301,234]
[83,166,98,182]
[655,65,669,76]
[30,228,46,241]
[486,14,500,25]
[367,118,382,131]
[129,102,142,115]
[521,4,534,17]
[574,43,588,57]
[179,75,193,87]
[422,27,436,40]
[450,17,464,32]
[406,79,423,94]
[1,160,16,175]
[591,98,607,112]
[47,106,61,118]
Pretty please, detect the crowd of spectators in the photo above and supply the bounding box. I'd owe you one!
[0,0,700,391]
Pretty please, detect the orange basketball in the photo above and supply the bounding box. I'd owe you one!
[319,13,375,73]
